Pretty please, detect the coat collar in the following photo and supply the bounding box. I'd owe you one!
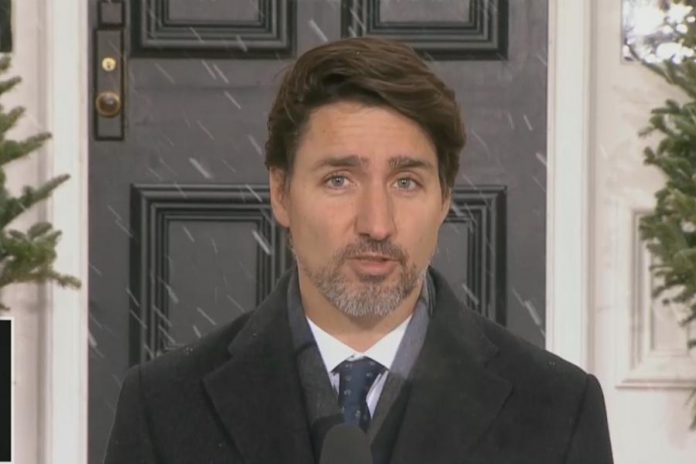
[202,270,316,464]
[388,266,512,464]
[202,266,511,464]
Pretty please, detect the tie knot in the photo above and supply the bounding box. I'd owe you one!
[335,357,385,388]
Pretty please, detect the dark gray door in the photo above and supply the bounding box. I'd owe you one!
[88,1,547,462]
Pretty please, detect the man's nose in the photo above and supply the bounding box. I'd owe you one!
[355,184,396,241]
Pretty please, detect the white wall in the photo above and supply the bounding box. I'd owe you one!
[589,0,696,462]
[4,0,88,463]
[3,0,47,463]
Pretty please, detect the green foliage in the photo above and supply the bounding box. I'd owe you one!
[637,0,696,430]
[0,55,79,310]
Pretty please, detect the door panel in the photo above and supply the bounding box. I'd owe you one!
[133,0,295,57]
[88,1,547,462]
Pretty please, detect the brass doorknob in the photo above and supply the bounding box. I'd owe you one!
[95,91,121,118]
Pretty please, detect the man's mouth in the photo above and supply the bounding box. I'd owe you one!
[349,256,398,274]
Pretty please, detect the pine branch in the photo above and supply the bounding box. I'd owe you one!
[0,76,21,99]
[0,106,25,139]
[0,225,79,290]
[0,56,81,312]
[27,221,52,238]
[0,174,69,228]
[0,133,52,167]
[0,55,11,74]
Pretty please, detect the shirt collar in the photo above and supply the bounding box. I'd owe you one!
[306,313,413,373]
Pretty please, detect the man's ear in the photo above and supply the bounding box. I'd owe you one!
[439,188,452,225]
[269,168,290,228]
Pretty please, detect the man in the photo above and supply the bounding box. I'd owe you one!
[105,37,613,464]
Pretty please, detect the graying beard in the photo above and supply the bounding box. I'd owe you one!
[302,260,424,318]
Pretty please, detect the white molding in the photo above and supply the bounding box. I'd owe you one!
[40,0,89,462]
[545,0,592,368]
[615,207,696,388]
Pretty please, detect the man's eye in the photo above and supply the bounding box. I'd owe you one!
[326,175,349,188]
[395,178,420,190]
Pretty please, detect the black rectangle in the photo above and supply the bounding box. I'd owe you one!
[0,0,11,53]
[0,319,10,462]
[94,29,124,140]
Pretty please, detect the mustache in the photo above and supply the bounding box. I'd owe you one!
[341,241,406,262]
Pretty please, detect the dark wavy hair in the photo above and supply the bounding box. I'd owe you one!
[264,37,465,198]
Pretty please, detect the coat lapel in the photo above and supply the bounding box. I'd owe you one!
[389,268,512,464]
[202,272,315,464]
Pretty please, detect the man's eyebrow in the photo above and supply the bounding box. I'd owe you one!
[311,154,435,172]
[388,155,435,172]
[311,154,366,171]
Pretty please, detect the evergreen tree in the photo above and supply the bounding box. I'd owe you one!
[635,0,696,428]
[0,55,79,310]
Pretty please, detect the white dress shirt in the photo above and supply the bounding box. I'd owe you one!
[306,315,413,416]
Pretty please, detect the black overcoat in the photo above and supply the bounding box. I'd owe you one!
[104,267,613,464]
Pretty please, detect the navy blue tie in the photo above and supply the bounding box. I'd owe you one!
[334,358,386,431]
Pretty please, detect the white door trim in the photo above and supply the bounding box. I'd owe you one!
[545,0,593,369]
[40,0,89,463]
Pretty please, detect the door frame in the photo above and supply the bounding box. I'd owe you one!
[40,0,592,462]
[40,0,89,463]
[545,0,593,368]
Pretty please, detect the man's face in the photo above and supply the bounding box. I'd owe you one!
[270,101,451,319]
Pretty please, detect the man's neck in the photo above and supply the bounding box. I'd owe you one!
[299,274,424,352]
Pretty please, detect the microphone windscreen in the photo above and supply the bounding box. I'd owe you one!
[319,423,373,464]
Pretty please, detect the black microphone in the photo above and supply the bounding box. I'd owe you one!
[319,423,373,464]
